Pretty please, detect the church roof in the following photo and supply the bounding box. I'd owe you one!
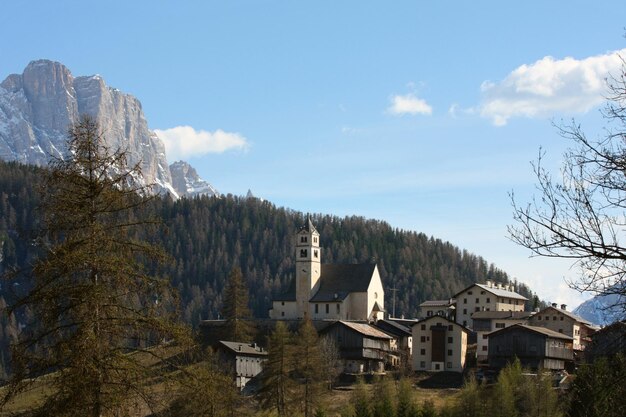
[309,263,377,302]
[298,217,318,234]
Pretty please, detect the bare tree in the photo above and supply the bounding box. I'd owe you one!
[509,60,626,313]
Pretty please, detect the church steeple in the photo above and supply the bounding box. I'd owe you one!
[295,217,321,318]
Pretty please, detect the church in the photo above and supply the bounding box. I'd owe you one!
[269,219,385,322]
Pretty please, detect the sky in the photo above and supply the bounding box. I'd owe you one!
[2,0,626,309]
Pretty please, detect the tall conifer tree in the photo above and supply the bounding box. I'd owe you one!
[1,116,189,416]
[221,266,255,342]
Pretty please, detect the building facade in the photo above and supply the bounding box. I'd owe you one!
[453,282,527,329]
[472,310,533,361]
[488,324,573,370]
[216,341,268,389]
[528,304,595,351]
[411,316,469,373]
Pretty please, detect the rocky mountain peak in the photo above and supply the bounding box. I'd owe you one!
[0,59,217,199]
[169,160,219,198]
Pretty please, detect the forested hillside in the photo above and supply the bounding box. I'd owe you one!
[0,160,539,374]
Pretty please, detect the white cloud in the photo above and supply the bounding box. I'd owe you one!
[387,93,433,116]
[480,49,626,126]
[154,126,249,162]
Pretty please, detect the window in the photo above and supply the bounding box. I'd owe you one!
[463,309,467,314]
[475,307,480,312]
[313,237,318,243]
[300,236,308,243]
[300,249,307,258]
[486,298,491,303]
[421,324,426,330]
[337,304,340,313]
[558,329,563,333]
[495,323,505,329]
[560,316,564,321]
[447,349,453,356]
[481,291,485,295]
[420,349,426,355]
[447,337,453,343]
[435,363,441,370]
[468,291,473,295]
[315,304,319,314]
[448,325,453,331]
[463,298,467,304]
[483,334,488,339]
[447,362,452,369]
[420,361,426,368]
[421,336,426,342]
[553,316,557,321]
[281,301,285,306]
[427,311,433,317]
[476,298,479,304]
[325,304,329,314]
[537,316,542,320]
[482,346,487,351]
[314,250,318,258]
[463,321,467,327]
[281,311,285,317]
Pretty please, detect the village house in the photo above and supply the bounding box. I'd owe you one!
[216,341,268,390]
[419,299,455,320]
[453,281,527,329]
[268,220,385,322]
[320,320,393,374]
[488,324,574,370]
[375,319,413,357]
[528,304,596,351]
[472,310,533,362]
[411,315,470,373]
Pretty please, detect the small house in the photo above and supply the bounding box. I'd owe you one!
[488,324,573,370]
[216,340,268,390]
[411,315,470,373]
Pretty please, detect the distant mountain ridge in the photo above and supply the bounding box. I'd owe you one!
[0,59,216,199]
[573,292,626,326]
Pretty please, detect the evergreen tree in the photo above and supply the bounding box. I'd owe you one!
[221,266,255,342]
[396,378,418,417]
[371,377,395,417]
[567,354,626,417]
[257,321,294,416]
[351,378,371,417]
[294,318,324,417]
[0,116,189,416]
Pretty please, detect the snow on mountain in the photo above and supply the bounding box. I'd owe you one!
[572,292,626,326]
[0,59,216,199]
[169,160,219,198]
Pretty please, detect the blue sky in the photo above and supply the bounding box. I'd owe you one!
[2,0,626,308]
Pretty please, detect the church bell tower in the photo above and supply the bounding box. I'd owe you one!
[295,218,321,318]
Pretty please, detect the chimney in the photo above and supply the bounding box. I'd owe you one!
[561,304,567,311]
[486,280,492,288]
[551,303,557,308]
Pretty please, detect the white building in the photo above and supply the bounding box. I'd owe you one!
[269,219,385,322]
[411,315,470,373]
[453,281,527,329]
[528,304,596,351]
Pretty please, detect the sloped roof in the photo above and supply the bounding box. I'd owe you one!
[538,306,593,326]
[411,314,471,333]
[488,324,573,341]
[454,283,528,301]
[471,311,533,320]
[309,263,377,302]
[218,340,268,356]
[419,299,454,307]
[298,218,318,234]
[374,319,412,337]
[334,320,393,339]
